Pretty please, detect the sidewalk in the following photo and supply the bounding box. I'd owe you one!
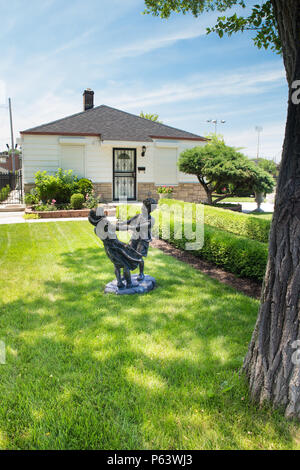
[0,200,274,225]
[0,212,89,225]
[239,202,274,213]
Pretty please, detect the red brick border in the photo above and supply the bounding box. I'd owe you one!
[25,208,90,218]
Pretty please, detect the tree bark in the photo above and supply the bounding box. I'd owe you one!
[243,0,300,419]
[197,176,213,204]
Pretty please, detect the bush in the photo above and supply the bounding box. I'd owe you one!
[156,204,268,281]
[78,178,93,197]
[159,198,271,243]
[85,191,100,209]
[70,193,85,210]
[117,199,269,280]
[25,193,39,206]
[34,169,79,204]
[0,185,10,202]
[203,204,271,243]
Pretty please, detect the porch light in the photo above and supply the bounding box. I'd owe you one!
[141,146,146,157]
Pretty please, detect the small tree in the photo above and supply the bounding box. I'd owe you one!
[140,111,162,122]
[253,157,279,179]
[178,136,274,204]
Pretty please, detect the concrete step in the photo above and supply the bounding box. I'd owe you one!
[0,204,25,212]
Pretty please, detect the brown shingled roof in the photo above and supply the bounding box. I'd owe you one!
[21,105,206,142]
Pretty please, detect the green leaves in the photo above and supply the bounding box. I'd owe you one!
[144,0,281,53]
[178,137,275,199]
[140,111,162,122]
[34,168,80,204]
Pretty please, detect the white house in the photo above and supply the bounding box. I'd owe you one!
[20,89,208,202]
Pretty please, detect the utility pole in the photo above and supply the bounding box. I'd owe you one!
[8,98,15,172]
[255,126,263,164]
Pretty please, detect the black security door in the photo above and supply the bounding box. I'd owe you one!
[113,148,136,200]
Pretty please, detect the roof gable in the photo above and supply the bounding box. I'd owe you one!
[21,105,206,142]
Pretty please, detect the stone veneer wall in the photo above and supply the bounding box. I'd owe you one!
[93,183,113,202]
[138,183,207,203]
[25,182,207,204]
[137,183,156,201]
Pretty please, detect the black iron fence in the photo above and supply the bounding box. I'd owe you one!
[0,170,23,204]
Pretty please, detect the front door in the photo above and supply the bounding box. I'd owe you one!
[113,148,136,200]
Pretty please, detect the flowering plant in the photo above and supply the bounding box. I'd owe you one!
[85,191,100,209]
[156,186,174,194]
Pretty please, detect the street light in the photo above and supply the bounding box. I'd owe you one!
[207,119,226,134]
[253,126,264,214]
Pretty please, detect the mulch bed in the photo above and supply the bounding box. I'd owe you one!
[151,238,262,299]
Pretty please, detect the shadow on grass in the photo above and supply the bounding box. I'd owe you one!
[0,245,296,450]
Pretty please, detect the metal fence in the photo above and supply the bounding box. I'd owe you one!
[0,170,23,204]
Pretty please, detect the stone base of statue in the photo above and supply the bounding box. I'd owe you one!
[104,274,156,295]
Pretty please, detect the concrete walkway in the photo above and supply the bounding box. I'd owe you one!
[239,202,274,213]
[0,212,89,225]
[0,198,274,225]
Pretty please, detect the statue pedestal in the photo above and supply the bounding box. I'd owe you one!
[104,274,156,295]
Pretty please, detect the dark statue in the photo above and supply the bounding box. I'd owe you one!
[88,197,157,295]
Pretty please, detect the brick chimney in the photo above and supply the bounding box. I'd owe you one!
[83,89,94,111]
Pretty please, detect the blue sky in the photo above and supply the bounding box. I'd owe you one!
[0,0,287,161]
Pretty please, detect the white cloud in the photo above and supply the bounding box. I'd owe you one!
[111,27,205,59]
[100,63,285,109]
[0,61,286,157]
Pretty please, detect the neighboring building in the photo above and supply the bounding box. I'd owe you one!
[0,151,22,172]
[20,89,208,202]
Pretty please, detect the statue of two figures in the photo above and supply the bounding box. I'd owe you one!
[88,198,157,295]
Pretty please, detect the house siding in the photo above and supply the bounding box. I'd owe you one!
[22,134,207,202]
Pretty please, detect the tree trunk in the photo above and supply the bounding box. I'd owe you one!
[243,0,300,418]
[197,176,213,204]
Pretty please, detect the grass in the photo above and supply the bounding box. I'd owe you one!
[212,196,255,203]
[0,221,299,450]
[23,213,40,220]
[250,212,273,220]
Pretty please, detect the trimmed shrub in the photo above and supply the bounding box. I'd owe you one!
[78,178,93,197]
[156,207,268,281]
[70,193,85,210]
[116,200,269,281]
[159,198,271,243]
[203,204,271,243]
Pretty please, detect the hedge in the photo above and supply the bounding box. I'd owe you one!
[155,209,268,281]
[158,198,271,243]
[115,200,268,281]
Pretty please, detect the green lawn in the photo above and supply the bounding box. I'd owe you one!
[0,221,298,450]
[212,196,255,203]
[250,212,273,220]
